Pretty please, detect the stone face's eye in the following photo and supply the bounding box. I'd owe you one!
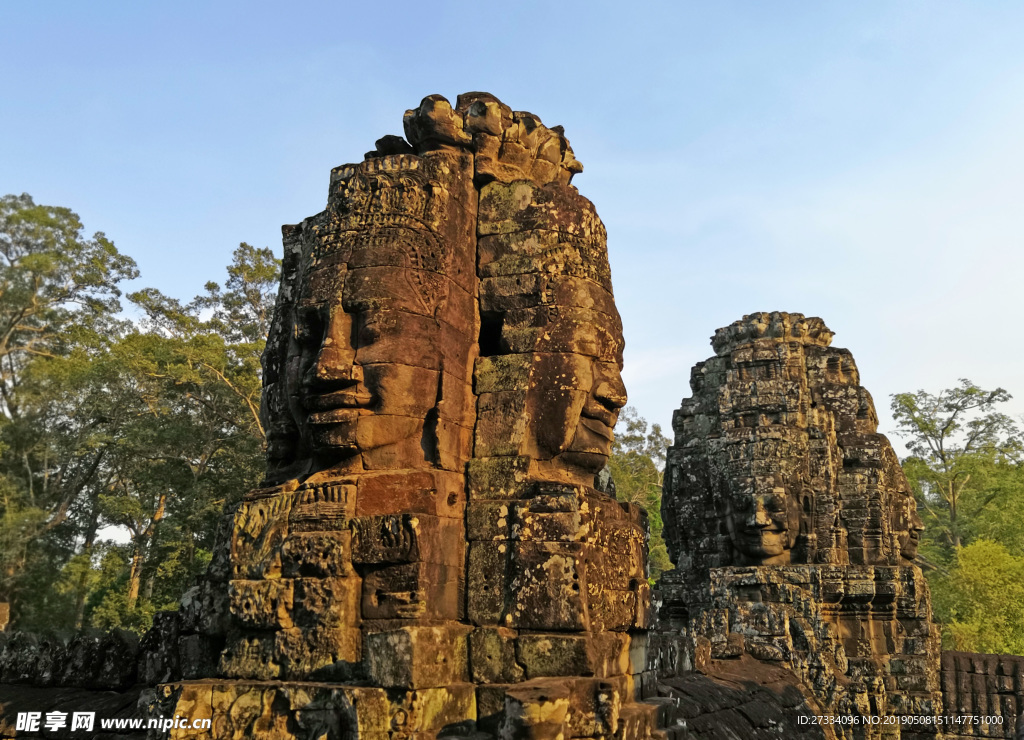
[731,494,752,512]
[358,316,382,346]
[295,306,324,344]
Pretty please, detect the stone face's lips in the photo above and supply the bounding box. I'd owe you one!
[306,407,361,425]
[736,527,787,556]
[579,415,615,443]
[303,389,372,413]
[581,401,618,433]
[738,525,784,537]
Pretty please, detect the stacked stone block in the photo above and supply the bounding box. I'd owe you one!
[940,653,1024,740]
[465,166,653,723]
[193,133,482,697]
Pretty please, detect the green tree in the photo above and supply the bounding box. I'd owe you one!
[929,540,1024,654]
[192,242,279,344]
[79,244,277,628]
[129,242,278,440]
[0,194,137,617]
[891,379,1024,650]
[0,196,276,633]
[609,406,674,581]
[0,194,137,408]
[891,379,1022,562]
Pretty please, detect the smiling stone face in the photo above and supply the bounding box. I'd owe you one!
[262,149,478,482]
[473,174,626,486]
[724,487,792,563]
[524,304,627,479]
[662,312,929,578]
[289,234,447,467]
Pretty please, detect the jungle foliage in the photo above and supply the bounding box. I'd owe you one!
[892,380,1024,653]
[608,406,674,581]
[0,194,277,633]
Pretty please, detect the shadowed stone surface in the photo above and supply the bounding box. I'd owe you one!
[940,653,1024,740]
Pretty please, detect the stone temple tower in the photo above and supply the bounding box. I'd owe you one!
[142,93,665,740]
[657,312,943,739]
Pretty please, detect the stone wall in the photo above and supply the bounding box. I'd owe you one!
[940,652,1024,740]
[0,630,139,691]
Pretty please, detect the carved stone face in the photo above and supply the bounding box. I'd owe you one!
[525,296,627,478]
[569,357,628,462]
[528,354,627,475]
[894,494,924,562]
[284,228,448,469]
[712,354,807,566]
[724,485,793,564]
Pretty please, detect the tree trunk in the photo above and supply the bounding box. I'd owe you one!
[127,492,167,609]
[72,508,101,629]
[949,479,961,549]
[127,544,145,608]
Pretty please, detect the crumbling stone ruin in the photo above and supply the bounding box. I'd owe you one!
[655,312,1023,739]
[2,100,1023,740]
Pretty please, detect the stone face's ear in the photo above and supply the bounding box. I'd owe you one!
[787,489,802,550]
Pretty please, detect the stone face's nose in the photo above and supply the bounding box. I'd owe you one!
[309,309,360,387]
[744,498,772,528]
[910,506,924,533]
[312,347,362,385]
[593,370,627,413]
[594,384,626,416]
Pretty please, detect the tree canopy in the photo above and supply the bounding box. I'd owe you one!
[0,195,277,633]
[891,379,1022,560]
[891,379,1024,651]
[608,406,674,581]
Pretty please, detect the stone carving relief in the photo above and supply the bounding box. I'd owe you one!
[662,312,924,576]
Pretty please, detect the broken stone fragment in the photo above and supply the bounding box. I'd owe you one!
[403,95,473,152]
[500,681,570,740]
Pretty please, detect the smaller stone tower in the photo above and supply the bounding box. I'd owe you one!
[658,312,942,740]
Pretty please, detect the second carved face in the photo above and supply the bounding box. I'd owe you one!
[723,485,794,564]
[524,291,628,480]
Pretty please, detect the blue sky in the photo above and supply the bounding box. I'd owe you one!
[4,1,1024,450]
